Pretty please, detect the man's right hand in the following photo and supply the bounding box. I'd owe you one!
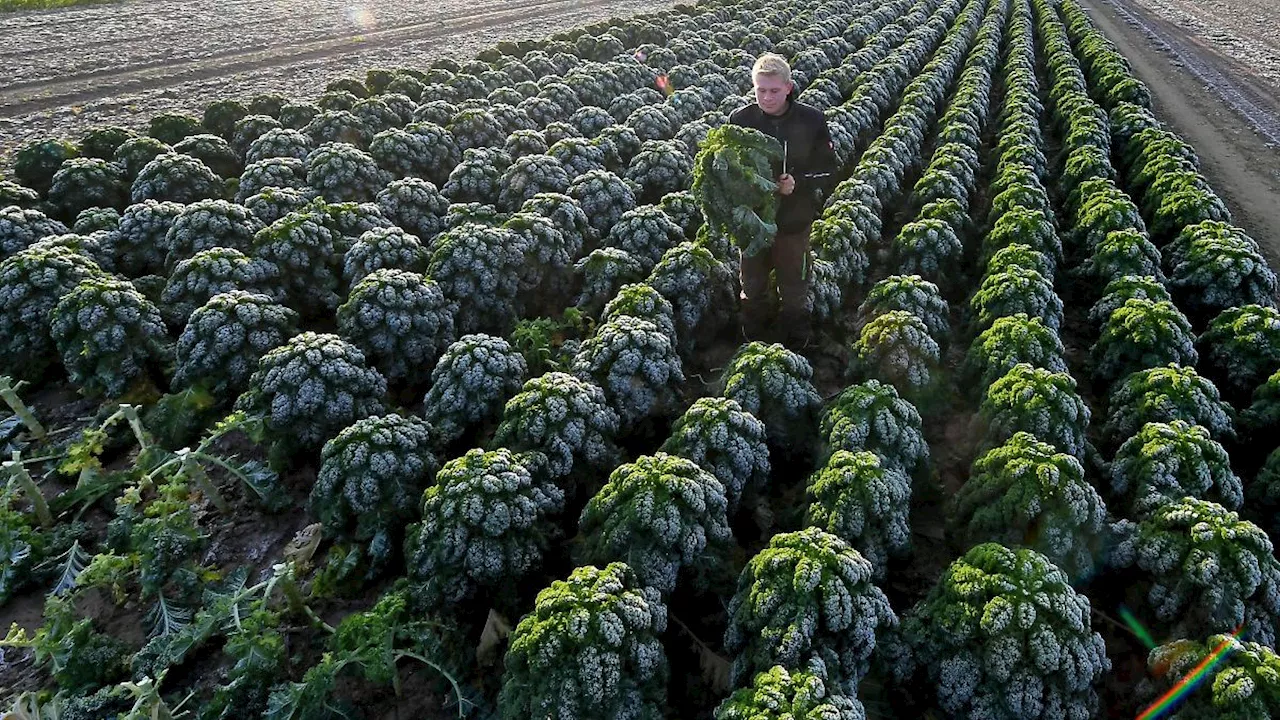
[778,173,795,196]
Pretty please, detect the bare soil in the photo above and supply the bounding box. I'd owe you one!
[1077,0,1280,267]
[1113,0,1280,92]
[0,0,676,168]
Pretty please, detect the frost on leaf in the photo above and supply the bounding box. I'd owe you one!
[713,664,866,720]
[1110,497,1280,647]
[810,215,869,290]
[968,266,1063,334]
[603,205,686,273]
[857,275,949,342]
[805,450,911,583]
[951,433,1107,581]
[164,199,263,272]
[233,331,387,452]
[568,169,639,238]
[173,290,297,398]
[1103,363,1234,448]
[1077,228,1163,287]
[421,333,528,446]
[1197,304,1280,400]
[890,219,962,285]
[426,223,527,335]
[1165,220,1277,324]
[130,152,223,205]
[374,177,450,243]
[51,276,171,398]
[722,342,821,447]
[572,315,684,425]
[1091,298,1197,391]
[337,269,455,390]
[498,153,572,212]
[724,527,896,695]
[406,447,560,607]
[979,363,1091,459]
[649,241,738,354]
[341,226,430,287]
[0,205,69,260]
[661,396,769,511]
[312,414,438,574]
[965,314,1067,394]
[627,138,693,206]
[852,310,940,402]
[1087,274,1171,328]
[820,379,928,478]
[574,248,649,316]
[899,543,1110,719]
[161,247,283,329]
[305,142,391,203]
[250,209,343,316]
[577,453,731,596]
[0,244,107,380]
[1139,634,1280,719]
[492,371,621,482]
[498,562,668,720]
[1109,420,1242,517]
[441,147,510,205]
[601,283,677,349]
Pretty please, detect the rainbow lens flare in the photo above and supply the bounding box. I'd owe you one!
[1136,626,1243,720]
[1118,605,1157,650]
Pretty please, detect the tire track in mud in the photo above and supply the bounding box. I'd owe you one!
[0,0,306,53]
[1076,0,1280,264]
[1111,0,1280,92]
[0,0,670,169]
[1094,0,1280,146]
[0,0,611,118]
[0,0,506,76]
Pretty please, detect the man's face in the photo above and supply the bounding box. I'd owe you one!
[753,73,793,116]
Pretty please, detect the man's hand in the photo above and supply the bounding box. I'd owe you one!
[777,173,795,196]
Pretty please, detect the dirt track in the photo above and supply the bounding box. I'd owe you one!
[1077,0,1280,267]
[1111,0,1280,93]
[0,0,674,167]
[0,0,625,117]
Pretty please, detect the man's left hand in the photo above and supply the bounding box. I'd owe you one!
[778,173,795,196]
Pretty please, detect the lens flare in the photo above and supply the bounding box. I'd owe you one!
[345,5,376,31]
[1118,605,1157,650]
[1136,626,1243,720]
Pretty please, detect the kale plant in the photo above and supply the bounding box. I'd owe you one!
[421,333,528,445]
[498,562,668,720]
[577,452,731,595]
[661,396,770,510]
[724,527,897,694]
[896,543,1110,719]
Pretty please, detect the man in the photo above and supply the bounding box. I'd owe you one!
[729,53,837,348]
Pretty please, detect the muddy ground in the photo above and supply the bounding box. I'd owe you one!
[1113,0,1280,93]
[1077,0,1280,267]
[0,0,677,166]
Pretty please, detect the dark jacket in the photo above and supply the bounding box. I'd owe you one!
[728,94,838,233]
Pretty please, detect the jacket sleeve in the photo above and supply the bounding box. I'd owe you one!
[796,115,838,201]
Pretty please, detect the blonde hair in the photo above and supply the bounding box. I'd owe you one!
[751,53,792,84]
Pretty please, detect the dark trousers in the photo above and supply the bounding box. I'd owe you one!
[740,224,812,342]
